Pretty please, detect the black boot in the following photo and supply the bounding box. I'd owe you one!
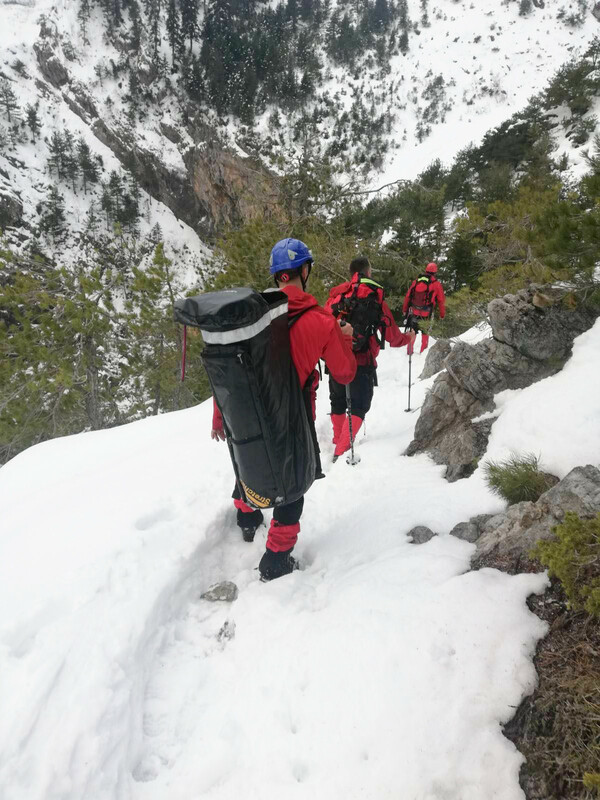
[258,547,298,582]
[237,508,263,543]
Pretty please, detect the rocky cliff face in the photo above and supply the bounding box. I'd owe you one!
[406,287,599,481]
[31,19,281,240]
[185,140,284,235]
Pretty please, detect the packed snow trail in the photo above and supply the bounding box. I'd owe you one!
[2,321,599,800]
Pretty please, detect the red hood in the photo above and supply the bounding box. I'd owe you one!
[328,280,352,298]
[328,272,362,299]
[282,284,319,314]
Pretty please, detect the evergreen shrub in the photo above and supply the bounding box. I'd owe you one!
[483,452,556,504]
[584,773,600,795]
[533,512,600,618]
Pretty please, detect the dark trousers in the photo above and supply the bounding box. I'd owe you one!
[329,365,376,421]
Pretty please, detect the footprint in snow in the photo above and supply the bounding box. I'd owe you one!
[134,506,175,530]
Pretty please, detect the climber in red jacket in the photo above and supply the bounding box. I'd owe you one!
[325,256,415,459]
[211,238,356,581]
[402,262,446,353]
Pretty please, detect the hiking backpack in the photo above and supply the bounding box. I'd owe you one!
[408,274,434,315]
[331,278,386,353]
[174,288,317,510]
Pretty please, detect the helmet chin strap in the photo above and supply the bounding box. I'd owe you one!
[301,262,312,291]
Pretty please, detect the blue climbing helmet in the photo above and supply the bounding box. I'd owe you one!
[269,238,313,275]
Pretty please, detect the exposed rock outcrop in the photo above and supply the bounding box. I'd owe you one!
[406,287,599,480]
[0,187,23,230]
[420,338,453,379]
[62,81,99,122]
[33,40,69,88]
[185,142,283,234]
[488,287,596,361]
[405,369,494,480]
[472,465,600,569]
[91,118,206,235]
[160,121,182,145]
[33,19,69,89]
[449,514,493,543]
[27,18,284,241]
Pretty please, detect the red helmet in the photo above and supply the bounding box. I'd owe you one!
[425,262,438,273]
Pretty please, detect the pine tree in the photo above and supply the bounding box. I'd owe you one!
[127,70,141,123]
[0,80,19,122]
[84,200,101,238]
[286,0,298,31]
[519,0,532,15]
[372,0,390,28]
[108,171,123,220]
[126,242,205,415]
[299,0,313,21]
[63,131,80,192]
[40,185,67,243]
[149,221,163,244]
[167,0,183,66]
[0,256,76,462]
[47,131,67,180]
[146,0,162,59]
[109,0,123,28]
[78,0,92,42]
[100,181,113,229]
[180,0,200,51]
[25,103,42,142]
[120,187,140,234]
[64,150,80,192]
[129,0,143,51]
[94,62,106,86]
[77,138,100,193]
[299,70,314,99]
[157,54,170,81]
[446,232,482,291]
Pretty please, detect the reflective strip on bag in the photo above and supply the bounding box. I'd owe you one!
[200,302,288,345]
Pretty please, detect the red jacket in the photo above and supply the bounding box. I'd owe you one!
[212,284,356,430]
[325,273,412,367]
[403,275,446,319]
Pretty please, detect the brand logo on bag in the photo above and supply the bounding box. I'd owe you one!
[241,481,271,509]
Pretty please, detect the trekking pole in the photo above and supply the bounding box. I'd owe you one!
[404,316,413,412]
[405,350,412,412]
[345,384,361,465]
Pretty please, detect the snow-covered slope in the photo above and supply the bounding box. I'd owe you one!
[0,0,211,275]
[378,0,600,183]
[1,319,599,800]
[2,0,599,259]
